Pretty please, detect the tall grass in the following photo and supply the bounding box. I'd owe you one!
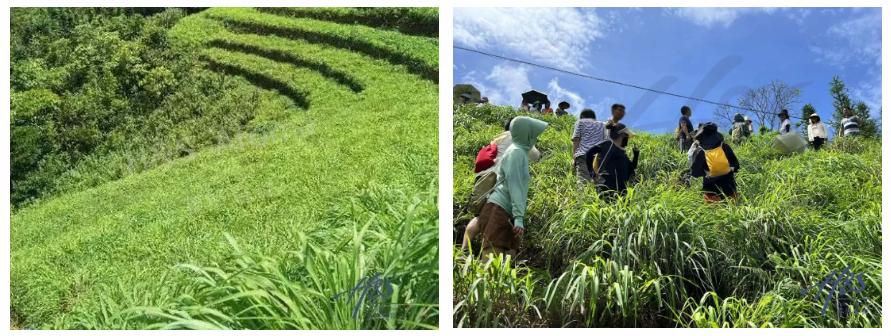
[12,7,438,329]
[453,104,881,328]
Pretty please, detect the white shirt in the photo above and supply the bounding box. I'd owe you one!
[780,119,793,134]
[808,121,828,141]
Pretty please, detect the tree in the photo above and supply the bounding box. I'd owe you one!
[737,79,802,130]
[828,76,879,138]
[797,103,816,137]
[711,105,735,130]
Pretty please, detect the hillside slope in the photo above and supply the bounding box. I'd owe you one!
[453,104,881,328]
[11,7,439,329]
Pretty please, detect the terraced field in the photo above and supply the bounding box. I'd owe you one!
[11,8,439,330]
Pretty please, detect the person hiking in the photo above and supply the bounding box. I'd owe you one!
[571,108,607,188]
[555,101,571,117]
[605,103,636,137]
[730,113,751,143]
[584,122,639,198]
[779,109,793,135]
[462,116,548,262]
[462,118,540,256]
[745,116,754,133]
[839,106,862,138]
[807,113,828,151]
[690,122,741,203]
[678,106,694,152]
[530,101,542,113]
[519,100,530,112]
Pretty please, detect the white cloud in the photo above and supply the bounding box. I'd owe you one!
[453,7,605,71]
[786,8,811,26]
[665,7,779,28]
[809,9,882,111]
[546,78,585,114]
[811,10,881,69]
[459,63,533,107]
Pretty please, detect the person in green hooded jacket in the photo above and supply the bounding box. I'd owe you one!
[730,113,751,143]
[462,116,548,262]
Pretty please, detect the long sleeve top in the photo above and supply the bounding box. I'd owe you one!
[486,117,548,230]
[808,122,828,141]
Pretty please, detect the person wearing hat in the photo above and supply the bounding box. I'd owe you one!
[584,122,640,197]
[807,113,828,151]
[744,116,754,133]
[690,122,741,203]
[529,101,543,113]
[778,109,793,135]
[478,97,489,105]
[555,101,571,117]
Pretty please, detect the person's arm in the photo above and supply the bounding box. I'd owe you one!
[690,149,706,177]
[503,156,530,230]
[585,144,600,178]
[723,144,740,172]
[628,147,640,179]
[784,123,791,133]
[681,121,691,140]
[820,123,828,139]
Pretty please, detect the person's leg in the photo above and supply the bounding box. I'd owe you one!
[480,246,506,264]
[575,156,593,192]
[461,217,480,251]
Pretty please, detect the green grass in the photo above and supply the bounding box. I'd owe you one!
[11,7,438,330]
[453,104,881,328]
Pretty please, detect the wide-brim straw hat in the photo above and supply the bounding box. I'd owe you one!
[558,101,570,109]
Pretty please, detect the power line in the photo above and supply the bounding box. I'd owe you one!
[454,45,805,120]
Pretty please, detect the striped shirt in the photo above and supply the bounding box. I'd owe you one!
[572,119,606,159]
[841,117,861,137]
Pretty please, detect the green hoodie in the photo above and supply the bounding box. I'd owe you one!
[488,116,549,230]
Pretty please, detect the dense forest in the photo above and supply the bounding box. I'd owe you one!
[11,7,285,207]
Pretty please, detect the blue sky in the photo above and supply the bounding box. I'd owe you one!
[453,7,882,133]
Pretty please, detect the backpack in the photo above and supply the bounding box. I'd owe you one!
[703,145,731,177]
[675,126,681,139]
[731,125,743,143]
[474,144,498,173]
[468,170,497,214]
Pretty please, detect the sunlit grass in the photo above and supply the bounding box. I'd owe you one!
[453,104,881,328]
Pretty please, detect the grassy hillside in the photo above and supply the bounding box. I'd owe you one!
[11,7,439,330]
[452,104,881,328]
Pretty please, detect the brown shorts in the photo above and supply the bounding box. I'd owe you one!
[477,202,520,251]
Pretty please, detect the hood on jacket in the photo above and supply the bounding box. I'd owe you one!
[694,122,724,149]
[509,116,549,152]
[733,113,745,123]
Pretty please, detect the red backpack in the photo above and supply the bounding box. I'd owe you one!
[474,144,498,173]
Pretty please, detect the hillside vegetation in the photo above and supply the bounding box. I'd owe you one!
[11,7,439,330]
[452,104,881,328]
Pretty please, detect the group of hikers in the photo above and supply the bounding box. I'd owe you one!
[459,100,867,262]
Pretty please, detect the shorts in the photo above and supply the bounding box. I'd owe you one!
[477,202,520,251]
